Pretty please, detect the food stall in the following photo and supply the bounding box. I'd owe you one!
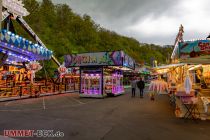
[154,63,185,84]
[64,51,135,98]
[148,64,183,102]
[171,38,210,120]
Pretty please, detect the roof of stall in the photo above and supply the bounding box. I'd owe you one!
[154,63,185,70]
[135,65,152,74]
[0,29,53,64]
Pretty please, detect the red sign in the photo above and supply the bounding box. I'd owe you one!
[198,42,210,51]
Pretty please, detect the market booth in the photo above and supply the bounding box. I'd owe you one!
[171,38,210,120]
[64,51,135,98]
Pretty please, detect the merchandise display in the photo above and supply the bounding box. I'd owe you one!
[104,71,124,95]
[203,65,210,85]
[81,73,101,95]
[149,79,168,93]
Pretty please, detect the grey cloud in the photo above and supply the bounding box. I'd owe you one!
[50,0,182,45]
[52,0,178,23]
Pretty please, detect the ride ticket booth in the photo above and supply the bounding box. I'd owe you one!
[64,51,135,98]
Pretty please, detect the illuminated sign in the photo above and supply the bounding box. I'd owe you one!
[198,42,210,51]
[64,51,135,69]
[123,53,135,69]
[65,51,121,67]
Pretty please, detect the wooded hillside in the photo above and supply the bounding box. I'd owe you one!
[12,0,173,77]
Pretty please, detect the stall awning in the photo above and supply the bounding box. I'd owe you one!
[154,63,185,70]
[153,63,185,75]
[0,29,53,64]
[135,66,151,74]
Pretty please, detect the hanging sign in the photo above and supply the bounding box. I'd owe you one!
[64,51,122,67]
[123,53,135,70]
[58,65,67,74]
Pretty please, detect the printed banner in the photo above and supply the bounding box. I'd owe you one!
[123,54,135,69]
[179,40,210,63]
[65,51,135,69]
[64,51,122,67]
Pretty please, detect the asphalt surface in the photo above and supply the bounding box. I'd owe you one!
[0,89,210,140]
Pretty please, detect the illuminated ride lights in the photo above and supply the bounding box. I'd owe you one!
[0,30,53,64]
[1,0,60,66]
[111,73,124,94]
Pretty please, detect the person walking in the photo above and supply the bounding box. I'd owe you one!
[131,77,137,97]
[137,78,145,98]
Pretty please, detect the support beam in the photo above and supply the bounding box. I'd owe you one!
[16,17,60,66]
[2,11,10,21]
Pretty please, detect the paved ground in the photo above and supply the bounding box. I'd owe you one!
[0,89,210,140]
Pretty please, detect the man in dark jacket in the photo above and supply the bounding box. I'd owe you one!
[137,78,145,98]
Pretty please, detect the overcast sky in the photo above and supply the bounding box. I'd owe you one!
[50,0,210,45]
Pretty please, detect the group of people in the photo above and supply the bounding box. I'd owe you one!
[131,77,145,98]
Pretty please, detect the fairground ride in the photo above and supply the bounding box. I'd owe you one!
[0,0,60,66]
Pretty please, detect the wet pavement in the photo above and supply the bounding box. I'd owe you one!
[0,89,210,140]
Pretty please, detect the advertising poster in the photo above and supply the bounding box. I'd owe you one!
[179,40,210,63]
[64,51,122,67]
[123,54,135,70]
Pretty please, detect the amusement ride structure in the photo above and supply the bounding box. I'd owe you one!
[0,0,67,99]
[171,24,184,60]
[0,0,60,66]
